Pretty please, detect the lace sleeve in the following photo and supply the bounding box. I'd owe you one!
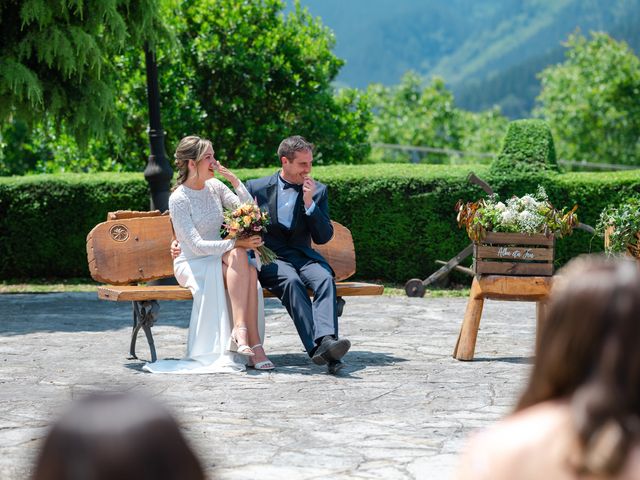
[169,192,235,257]
[213,179,253,209]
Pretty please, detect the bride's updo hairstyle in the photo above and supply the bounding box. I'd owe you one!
[174,135,212,188]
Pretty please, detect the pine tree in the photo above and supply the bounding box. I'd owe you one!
[0,0,165,144]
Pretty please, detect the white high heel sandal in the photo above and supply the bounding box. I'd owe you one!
[231,327,255,356]
[248,344,275,370]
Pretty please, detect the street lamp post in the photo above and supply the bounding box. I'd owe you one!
[143,43,173,212]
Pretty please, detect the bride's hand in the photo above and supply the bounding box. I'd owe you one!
[235,235,263,250]
[215,161,239,188]
[170,240,181,259]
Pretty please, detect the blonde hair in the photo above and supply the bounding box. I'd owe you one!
[173,136,212,188]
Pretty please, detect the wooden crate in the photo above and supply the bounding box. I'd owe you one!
[473,232,555,276]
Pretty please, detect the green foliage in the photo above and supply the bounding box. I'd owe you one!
[456,186,578,241]
[368,73,460,163]
[368,72,508,163]
[0,119,46,175]
[546,171,640,266]
[490,119,558,176]
[0,0,166,145]
[157,0,370,167]
[596,197,640,254]
[0,173,148,278]
[536,32,640,165]
[315,164,489,281]
[0,0,370,174]
[4,165,639,281]
[457,108,509,158]
[0,118,136,175]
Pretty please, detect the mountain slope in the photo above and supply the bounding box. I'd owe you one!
[455,6,640,118]
[292,0,640,105]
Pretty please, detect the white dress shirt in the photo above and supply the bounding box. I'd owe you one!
[277,175,316,229]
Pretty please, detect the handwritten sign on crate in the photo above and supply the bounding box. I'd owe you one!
[473,232,555,276]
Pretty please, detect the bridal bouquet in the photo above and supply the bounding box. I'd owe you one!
[221,201,278,265]
[456,185,578,242]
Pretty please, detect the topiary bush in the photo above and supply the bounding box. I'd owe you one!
[489,119,559,176]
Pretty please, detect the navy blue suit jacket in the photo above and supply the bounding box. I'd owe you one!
[245,172,334,270]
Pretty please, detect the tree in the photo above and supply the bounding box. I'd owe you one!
[367,72,461,163]
[536,32,640,166]
[1,0,370,174]
[367,72,508,163]
[0,0,165,145]
[159,0,369,167]
[458,107,508,159]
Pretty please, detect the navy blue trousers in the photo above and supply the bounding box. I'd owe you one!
[258,253,338,356]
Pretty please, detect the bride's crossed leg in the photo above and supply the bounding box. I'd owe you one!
[222,247,273,368]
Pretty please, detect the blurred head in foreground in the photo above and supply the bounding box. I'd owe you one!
[32,392,205,480]
[518,255,640,476]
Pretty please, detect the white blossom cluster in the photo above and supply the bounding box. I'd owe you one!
[479,186,552,234]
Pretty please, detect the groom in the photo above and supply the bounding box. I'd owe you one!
[245,136,350,374]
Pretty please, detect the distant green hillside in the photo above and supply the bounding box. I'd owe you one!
[455,7,640,118]
[292,0,640,117]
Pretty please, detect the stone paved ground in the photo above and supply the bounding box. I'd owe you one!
[0,292,536,479]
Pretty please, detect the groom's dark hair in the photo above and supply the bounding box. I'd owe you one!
[278,135,314,161]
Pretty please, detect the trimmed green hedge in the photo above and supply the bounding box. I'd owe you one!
[2,165,640,282]
[0,173,148,280]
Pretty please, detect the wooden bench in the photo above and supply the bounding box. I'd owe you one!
[86,210,384,362]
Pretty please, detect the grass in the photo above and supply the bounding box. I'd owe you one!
[381,282,470,298]
[0,278,100,294]
[0,279,470,298]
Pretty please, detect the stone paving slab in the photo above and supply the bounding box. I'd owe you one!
[0,292,537,479]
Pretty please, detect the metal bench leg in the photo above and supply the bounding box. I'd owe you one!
[129,300,159,363]
[142,324,157,363]
[128,306,142,360]
[336,296,346,317]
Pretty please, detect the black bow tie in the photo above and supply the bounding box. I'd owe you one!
[280,176,302,192]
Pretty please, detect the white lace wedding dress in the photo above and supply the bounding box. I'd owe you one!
[143,178,265,374]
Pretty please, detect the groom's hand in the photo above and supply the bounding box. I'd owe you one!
[170,240,181,259]
[302,175,315,209]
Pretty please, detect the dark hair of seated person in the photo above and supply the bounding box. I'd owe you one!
[32,391,206,480]
[516,255,640,476]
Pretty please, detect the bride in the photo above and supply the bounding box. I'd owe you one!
[144,135,274,373]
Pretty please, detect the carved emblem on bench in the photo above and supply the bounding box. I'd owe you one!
[110,224,129,242]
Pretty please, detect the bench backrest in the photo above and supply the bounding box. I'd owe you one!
[87,211,356,285]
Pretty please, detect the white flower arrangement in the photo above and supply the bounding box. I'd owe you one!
[456,186,578,242]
